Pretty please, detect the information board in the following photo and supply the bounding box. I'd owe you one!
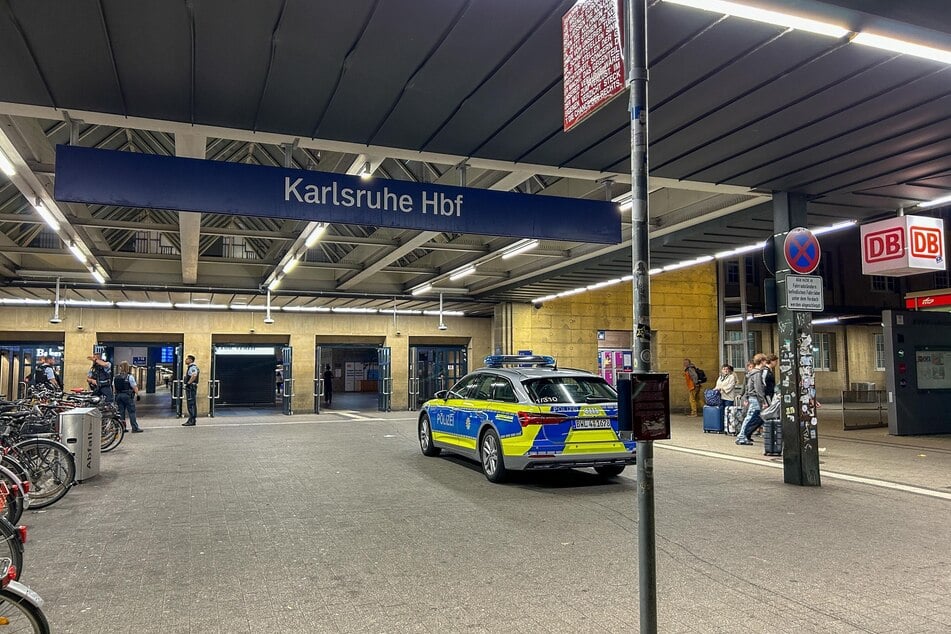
[915,349,951,390]
[785,274,824,311]
[562,0,625,132]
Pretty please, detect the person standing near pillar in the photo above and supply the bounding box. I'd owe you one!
[182,355,200,427]
[86,352,114,404]
[683,358,703,417]
[114,361,142,433]
[736,354,768,445]
[323,364,334,407]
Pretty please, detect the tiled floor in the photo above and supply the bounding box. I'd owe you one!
[17,409,951,633]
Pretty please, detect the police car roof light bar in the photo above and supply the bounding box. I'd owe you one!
[483,355,557,368]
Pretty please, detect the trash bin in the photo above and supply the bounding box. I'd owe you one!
[59,407,101,483]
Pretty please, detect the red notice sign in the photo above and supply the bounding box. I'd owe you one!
[563,0,625,132]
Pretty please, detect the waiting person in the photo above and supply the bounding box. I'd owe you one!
[114,361,142,433]
[323,364,334,406]
[683,358,703,417]
[182,355,200,427]
[736,354,767,445]
[755,354,779,436]
[715,364,736,425]
[86,352,114,404]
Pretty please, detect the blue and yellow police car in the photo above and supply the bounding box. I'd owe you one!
[418,355,636,483]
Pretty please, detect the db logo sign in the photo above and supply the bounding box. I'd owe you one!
[910,227,943,260]
[864,228,904,263]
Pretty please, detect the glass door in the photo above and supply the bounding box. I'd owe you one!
[377,347,391,412]
[173,345,185,417]
[281,345,293,415]
[410,345,468,408]
[314,345,323,413]
[208,346,219,417]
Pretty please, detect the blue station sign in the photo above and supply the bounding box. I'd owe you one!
[54,146,622,244]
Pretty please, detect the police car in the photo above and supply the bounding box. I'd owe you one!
[418,355,636,483]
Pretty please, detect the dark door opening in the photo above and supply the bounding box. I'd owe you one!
[0,343,63,399]
[409,345,468,410]
[98,342,183,418]
[315,345,385,412]
[210,344,287,416]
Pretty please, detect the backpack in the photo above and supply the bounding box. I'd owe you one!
[704,388,720,407]
[695,367,707,385]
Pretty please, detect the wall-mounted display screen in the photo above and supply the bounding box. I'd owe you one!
[160,346,175,363]
[915,348,951,390]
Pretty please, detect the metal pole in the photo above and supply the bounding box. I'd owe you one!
[628,0,657,631]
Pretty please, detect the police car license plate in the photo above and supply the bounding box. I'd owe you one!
[574,418,611,430]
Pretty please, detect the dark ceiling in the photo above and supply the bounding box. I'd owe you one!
[0,0,948,311]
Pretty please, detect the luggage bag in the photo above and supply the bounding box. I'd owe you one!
[763,418,783,456]
[702,405,723,433]
[724,405,742,435]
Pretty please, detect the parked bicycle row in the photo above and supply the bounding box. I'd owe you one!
[0,384,133,632]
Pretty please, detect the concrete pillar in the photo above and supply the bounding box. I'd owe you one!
[64,330,98,391]
[289,333,314,414]
[183,331,212,417]
[388,334,409,410]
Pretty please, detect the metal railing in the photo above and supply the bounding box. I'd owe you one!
[841,390,888,430]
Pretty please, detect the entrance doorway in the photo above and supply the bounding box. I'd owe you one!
[315,345,391,413]
[0,342,63,399]
[409,345,468,410]
[97,336,185,418]
[209,342,293,416]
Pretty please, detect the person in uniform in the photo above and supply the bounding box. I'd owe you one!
[86,352,114,403]
[32,355,60,392]
[182,355,200,426]
[114,361,142,433]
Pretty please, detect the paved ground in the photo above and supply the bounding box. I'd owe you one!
[17,408,951,633]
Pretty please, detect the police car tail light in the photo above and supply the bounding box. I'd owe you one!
[518,411,568,427]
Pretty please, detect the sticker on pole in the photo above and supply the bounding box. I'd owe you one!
[783,228,821,274]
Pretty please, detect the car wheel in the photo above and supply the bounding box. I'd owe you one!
[418,414,441,457]
[594,465,626,478]
[480,429,507,483]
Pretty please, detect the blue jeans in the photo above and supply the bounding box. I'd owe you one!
[737,396,762,440]
[116,392,140,431]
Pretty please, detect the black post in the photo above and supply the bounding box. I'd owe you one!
[627,0,657,631]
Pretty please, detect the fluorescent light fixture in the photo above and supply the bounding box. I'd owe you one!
[63,299,113,307]
[282,257,300,274]
[622,275,634,281]
[812,317,839,325]
[332,307,378,313]
[0,148,14,176]
[557,288,585,298]
[91,270,106,285]
[423,310,464,317]
[531,295,557,304]
[304,223,328,248]
[67,242,87,264]
[115,301,173,309]
[715,241,766,259]
[268,277,282,291]
[501,239,539,259]
[852,32,951,65]
[360,161,372,180]
[230,304,268,311]
[662,255,714,272]
[0,298,51,305]
[282,305,331,313]
[449,266,476,281]
[664,0,849,38]
[174,303,228,310]
[648,268,662,275]
[812,219,857,236]
[214,346,276,356]
[393,309,423,315]
[917,194,951,209]
[411,284,433,296]
[33,201,60,232]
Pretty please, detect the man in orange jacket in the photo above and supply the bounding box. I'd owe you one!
[683,358,703,417]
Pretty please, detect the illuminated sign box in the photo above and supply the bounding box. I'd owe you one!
[861,216,946,276]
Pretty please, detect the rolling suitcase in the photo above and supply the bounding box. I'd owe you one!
[763,419,783,456]
[724,405,742,435]
[702,405,723,433]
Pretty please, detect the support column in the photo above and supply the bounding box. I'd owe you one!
[183,331,211,417]
[388,333,409,411]
[175,134,205,285]
[773,192,821,486]
[290,333,314,414]
[64,330,97,391]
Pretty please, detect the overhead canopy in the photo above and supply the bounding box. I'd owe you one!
[0,0,948,314]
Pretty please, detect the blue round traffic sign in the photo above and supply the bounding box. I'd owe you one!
[783,228,821,274]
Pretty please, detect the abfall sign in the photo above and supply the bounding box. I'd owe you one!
[860,215,946,276]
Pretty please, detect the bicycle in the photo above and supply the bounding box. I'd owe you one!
[0,557,48,633]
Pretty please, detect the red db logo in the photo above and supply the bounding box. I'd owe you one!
[909,227,943,260]
[864,228,904,263]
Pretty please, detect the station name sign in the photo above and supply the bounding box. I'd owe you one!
[54,145,621,244]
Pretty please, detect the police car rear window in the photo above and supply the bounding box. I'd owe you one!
[524,377,617,404]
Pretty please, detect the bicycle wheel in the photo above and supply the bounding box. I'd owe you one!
[0,586,49,633]
[0,519,23,581]
[0,466,24,525]
[11,439,75,509]
[101,417,124,453]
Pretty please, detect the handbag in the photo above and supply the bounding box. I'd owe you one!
[760,397,781,421]
[703,388,721,407]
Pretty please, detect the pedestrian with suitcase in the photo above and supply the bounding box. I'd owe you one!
[715,365,736,429]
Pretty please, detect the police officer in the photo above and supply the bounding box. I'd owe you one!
[113,361,142,433]
[33,355,60,392]
[86,352,114,404]
[182,354,199,426]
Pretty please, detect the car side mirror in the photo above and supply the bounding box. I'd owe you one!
[435,390,448,400]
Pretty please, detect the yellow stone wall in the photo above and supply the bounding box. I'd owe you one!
[500,261,720,413]
[0,307,493,414]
